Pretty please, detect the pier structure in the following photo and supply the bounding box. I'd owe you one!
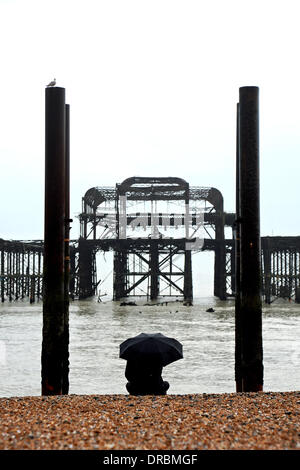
[77,177,234,301]
[261,236,300,303]
[2,235,299,304]
[0,239,43,302]
[1,181,300,304]
[75,176,300,304]
[0,238,77,303]
[235,86,263,392]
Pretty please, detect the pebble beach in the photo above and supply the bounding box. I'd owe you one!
[0,391,300,450]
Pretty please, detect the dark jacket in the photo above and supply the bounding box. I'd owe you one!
[125,358,164,390]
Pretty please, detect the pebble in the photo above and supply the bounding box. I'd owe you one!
[0,391,299,449]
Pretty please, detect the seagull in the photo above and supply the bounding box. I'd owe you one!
[46,78,56,87]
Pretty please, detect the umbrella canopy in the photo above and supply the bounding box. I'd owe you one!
[119,332,183,367]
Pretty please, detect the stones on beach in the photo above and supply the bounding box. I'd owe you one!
[0,392,300,450]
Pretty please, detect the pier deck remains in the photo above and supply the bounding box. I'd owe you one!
[1,177,300,304]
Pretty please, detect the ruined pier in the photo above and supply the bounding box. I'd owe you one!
[1,178,300,304]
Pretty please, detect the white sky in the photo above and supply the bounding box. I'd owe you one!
[1,0,300,241]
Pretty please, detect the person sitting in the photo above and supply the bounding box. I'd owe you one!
[125,357,169,396]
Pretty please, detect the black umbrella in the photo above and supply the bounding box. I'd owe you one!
[119,332,183,367]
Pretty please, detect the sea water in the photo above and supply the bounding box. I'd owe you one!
[0,297,299,397]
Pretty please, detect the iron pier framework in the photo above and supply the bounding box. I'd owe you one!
[78,177,234,302]
[2,178,300,304]
[0,239,44,303]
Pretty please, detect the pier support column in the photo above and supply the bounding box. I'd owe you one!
[214,216,226,300]
[113,248,128,300]
[1,249,4,302]
[235,102,242,391]
[231,242,236,294]
[262,238,271,304]
[69,247,76,299]
[62,103,70,395]
[184,250,193,304]
[295,287,300,303]
[42,86,66,396]
[150,242,159,300]
[78,239,95,299]
[238,86,263,392]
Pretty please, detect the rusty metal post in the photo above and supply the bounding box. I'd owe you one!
[262,238,271,304]
[296,287,300,303]
[69,247,76,299]
[150,241,159,300]
[21,251,25,299]
[8,251,12,301]
[42,86,66,395]
[1,248,4,302]
[62,103,70,394]
[37,251,41,300]
[235,102,242,392]
[239,86,263,392]
[113,247,127,300]
[214,210,226,299]
[184,186,193,304]
[78,239,95,299]
[183,250,193,304]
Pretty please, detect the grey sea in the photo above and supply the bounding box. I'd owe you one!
[0,297,299,397]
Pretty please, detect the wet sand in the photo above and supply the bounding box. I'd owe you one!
[0,391,300,450]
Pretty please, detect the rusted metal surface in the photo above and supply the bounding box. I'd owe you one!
[2,237,300,303]
[73,174,300,303]
[235,102,242,392]
[0,239,43,302]
[62,103,70,395]
[238,86,263,392]
[78,177,228,301]
[2,177,300,305]
[42,86,66,396]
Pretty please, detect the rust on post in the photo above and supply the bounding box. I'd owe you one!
[62,103,70,395]
[42,86,66,396]
[238,86,263,392]
[235,102,242,392]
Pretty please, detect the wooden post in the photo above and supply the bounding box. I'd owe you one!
[262,238,271,304]
[239,86,263,392]
[213,206,226,299]
[113,247,127,300]
[42,86,66,395]
[79,239,95,299]
[150,242,159,300]
[37,251,41,300]
[235,102,242,392]
[62,103,70,394]
[1,249,4,302]
[183,250,193,304]
[184,186,193,304]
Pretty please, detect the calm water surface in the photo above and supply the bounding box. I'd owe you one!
[0,297,299,397]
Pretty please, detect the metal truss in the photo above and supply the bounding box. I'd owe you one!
[77,177,230,301]
[6,181,300,304]
[0,239,43,302]
[261,237,300,303]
